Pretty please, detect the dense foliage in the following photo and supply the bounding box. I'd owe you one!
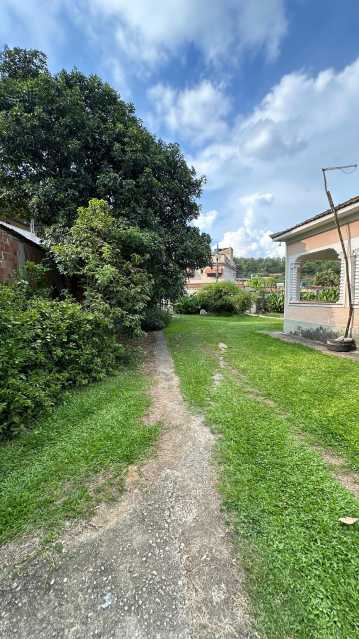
[0,46,213,436]
[0,282,123,438]
[313,268,340,287]
[175,295,201,315]
[48,199,154,334]
[234,257,341,285]
[300,287,339,303]
[176,282,252,315]
[0,47,211,304]
[234,257,285,277]
[301,259,340,277]
[141,306,172,332]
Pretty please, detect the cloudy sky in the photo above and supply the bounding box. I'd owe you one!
[2,1,359,257]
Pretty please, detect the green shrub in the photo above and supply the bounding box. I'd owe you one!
[141,306,172,331]
[175,295,201,314]
[196,282,252,315]
[0,284,123,439]
[313,269,340,287]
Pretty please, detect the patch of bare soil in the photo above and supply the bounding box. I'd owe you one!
[303,440,359,498]
[211,346,275,409]
[0,333,252,639]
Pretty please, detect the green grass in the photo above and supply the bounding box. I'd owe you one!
[0,366,158,545]
[166,315,359,639]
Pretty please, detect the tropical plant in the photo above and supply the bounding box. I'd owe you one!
[300,287,339,303]
[264,290,285,313]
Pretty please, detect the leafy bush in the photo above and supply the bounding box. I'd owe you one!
[16,261,53,299]
[313,269,339,287]
[196,282,252,315]
[141,306,172,331]
[264,290,285,313]
[175,295,201,314]
[0,283,123,439]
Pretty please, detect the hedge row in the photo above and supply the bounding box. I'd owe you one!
[176,282,252,315]
[0,284,123,438]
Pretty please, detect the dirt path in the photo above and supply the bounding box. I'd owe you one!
[0,332,251,639]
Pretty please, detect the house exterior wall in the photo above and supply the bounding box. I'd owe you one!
[0,229,43,282]
[222,263,236,281]
[283,219,359,340]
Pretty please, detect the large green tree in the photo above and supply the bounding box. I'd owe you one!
[0,47,211,303]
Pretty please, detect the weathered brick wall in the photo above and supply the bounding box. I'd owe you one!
[0,229,43,282]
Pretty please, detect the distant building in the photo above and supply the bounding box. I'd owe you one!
[186,247,237,294]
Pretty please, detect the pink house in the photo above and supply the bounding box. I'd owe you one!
[185,247,237,294]
[271,196,359,340]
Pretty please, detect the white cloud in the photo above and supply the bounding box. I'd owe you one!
[220,226,285,258]
[195,209,218,232]
[219,192,284,258]
[193,58,359,186]
[190,57,359,255]
[239,192,274,207]
[148,81,230,144]
[88,0,287,68]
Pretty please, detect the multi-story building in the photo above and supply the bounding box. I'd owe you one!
[185,247,237,294]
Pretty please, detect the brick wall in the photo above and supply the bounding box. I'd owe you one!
[0,229,44,282]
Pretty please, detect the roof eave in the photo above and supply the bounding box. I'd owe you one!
[271,200,359,243]
[0,221,43,248]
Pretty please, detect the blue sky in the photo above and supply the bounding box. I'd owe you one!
[2,1,359,256]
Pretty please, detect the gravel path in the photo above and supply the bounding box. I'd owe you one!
[0,332,251,639]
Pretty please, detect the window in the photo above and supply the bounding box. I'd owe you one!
[288,249,343,304]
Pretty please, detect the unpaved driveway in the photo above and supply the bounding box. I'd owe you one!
[0,332,251,638]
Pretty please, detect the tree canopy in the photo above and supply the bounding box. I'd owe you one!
[313,268,340,287]
[0,47,211,311]
[234,257,285,278]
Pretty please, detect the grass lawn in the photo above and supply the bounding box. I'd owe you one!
[166,315,359,639]
[0,365,158,546]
